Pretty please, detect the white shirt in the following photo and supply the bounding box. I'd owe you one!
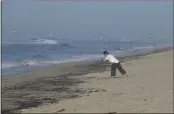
[103,54,119,63]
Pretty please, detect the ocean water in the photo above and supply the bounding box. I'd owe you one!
[2,38,172,75]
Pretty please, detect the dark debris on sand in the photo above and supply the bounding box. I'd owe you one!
[2,74,87,113]
[2,69,108,113]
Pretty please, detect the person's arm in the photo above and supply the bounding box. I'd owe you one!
[103,56,108,62]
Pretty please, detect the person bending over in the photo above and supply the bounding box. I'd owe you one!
[103,51,128,77]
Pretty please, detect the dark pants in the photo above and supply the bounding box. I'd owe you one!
[111,62,126,76]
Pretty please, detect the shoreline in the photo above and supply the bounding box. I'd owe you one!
[2,45,173,76]
[2,45,173,77]
[2,46,173,113]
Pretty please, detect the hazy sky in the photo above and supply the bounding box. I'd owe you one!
[2,0,173,42]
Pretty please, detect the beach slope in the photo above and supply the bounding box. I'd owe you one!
[18,50,173,113]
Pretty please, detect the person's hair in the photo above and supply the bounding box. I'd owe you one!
[103,51,109,55]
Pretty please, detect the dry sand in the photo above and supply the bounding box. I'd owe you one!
[2,49,173,113]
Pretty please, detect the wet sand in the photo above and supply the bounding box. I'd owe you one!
[2,47,173,113]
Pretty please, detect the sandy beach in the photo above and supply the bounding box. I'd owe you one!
[2,48,173,113]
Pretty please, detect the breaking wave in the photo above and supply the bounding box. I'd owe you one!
[34,39,58,45]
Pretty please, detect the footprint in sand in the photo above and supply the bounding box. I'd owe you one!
[56,108,66,112]
[107,112,117,114]
[87,88,107,93]
[98,77,124,80]
[87,76,96,79]
[113,77,124,79]
[112,92,125,97]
